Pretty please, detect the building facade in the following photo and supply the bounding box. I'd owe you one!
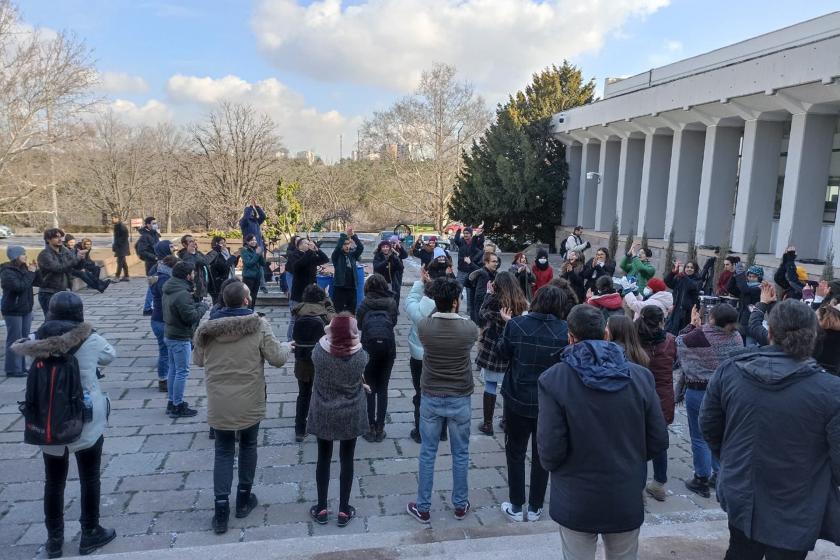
[553,12,840,263]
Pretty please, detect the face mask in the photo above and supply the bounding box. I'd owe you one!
[747,281,760,288]
[151,224,159,231]
[538,258,547,264]
[643,287,652,297]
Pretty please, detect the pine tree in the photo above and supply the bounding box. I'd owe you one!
[747,235,758,267]
[663,229,675,276]
[608,218,619,261]
[687,232,698,264]
[824,244,835,281]
[623,227,635,256]
[641,229,649,251]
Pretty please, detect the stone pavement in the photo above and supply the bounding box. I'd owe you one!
[0,276,727,559]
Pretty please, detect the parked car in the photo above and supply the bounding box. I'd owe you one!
[0,225,14,238]
[293,232,376,261]
[417,233,450,252]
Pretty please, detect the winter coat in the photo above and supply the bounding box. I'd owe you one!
[307,344,369,440]
[1,262,37,316]
[291,301,335,382]
[664,271,701,334]
[149,263,172,323]
[331,234,364,288]
[581,259,616,296]
[13,321,115,456]
[532,263,553,292]
[193,310,290,431]
[240,246,266,281]
[537,340,669,534]
[373,251,404,288]
[815,328,840,376]
[470,267,496,325]
[700,347,840,550]
[676,324,743,384]
[509,264,535,301]
[178,249,212,300]
[727,272,761,330]
[624,291,673,321]
[405,281,436,360]
[452,229,484,273]
[639,331,677,424]
[474,294,509,373]
[774,251,805,300]
[112,222,130,257]
[497,312,569,418]
[716,270,733,296]
[162,277,209,340]
[36,246,78,294]
[288,248,329,302]
[357,292,398,338]
[619,255,655,291]
[135,227,160,265]
[239,206,266,250]
[560,263,586,304]
[586,292,624,320]
[412,244,436,268]
[205,248,239,299]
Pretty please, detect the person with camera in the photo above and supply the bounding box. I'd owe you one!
[581,247,615,297]
[373,240,405,306]
[331,226,364,313]
[665,260,701,335]
[560,250,586,304]
[135,217,161,315]
[206,236,241,306]
[288,237,330,339]
[37,228,88,314]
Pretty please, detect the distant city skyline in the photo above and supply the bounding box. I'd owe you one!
[20,0,840,161]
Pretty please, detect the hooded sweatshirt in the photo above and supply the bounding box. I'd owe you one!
[624,290,674,320]
[586,292,624,314]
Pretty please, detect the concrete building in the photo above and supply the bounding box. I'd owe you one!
[553,12,840,264]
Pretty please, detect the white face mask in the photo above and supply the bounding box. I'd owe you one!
[151,224,159,231]
[538,258,547,264]
[643,287,652,297]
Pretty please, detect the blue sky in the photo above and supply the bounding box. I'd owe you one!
[19,0,840,160]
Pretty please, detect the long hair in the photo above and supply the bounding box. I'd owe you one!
[364,273,391,296]
[546,277,577,318]
[492,271,528,317]
[637,305,665,344]
[608,315,650,367]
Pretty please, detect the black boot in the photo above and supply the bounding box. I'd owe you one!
[235,485,258,518]
[685,475,711,499]
[78,526,116,556]
[45,519,63,559]
[362,424,376,443]
[478,392,496,435]
[212,498,229,534]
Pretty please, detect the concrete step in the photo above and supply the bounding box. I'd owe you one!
[75,519,840,560]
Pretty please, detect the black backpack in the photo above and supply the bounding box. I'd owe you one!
[361,309,395,352]
[559,237,568,259]
[18,348,84,446]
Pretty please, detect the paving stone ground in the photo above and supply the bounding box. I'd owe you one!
[0,262,725,558]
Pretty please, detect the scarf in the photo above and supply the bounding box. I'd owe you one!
[319,315,362,357]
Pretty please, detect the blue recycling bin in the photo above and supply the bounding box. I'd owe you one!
[316,264,366,310]
[316,274,333,297]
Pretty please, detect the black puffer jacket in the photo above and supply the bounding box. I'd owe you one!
[135,227,160,265]
[36,246,78,294]
[112,222,130,257]
[664,270,701,335]
[580,258,616,295]
[0,262,37,315]
[356,291,398,346]
[289,248,330,302]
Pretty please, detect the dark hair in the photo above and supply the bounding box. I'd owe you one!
[641,248,652,258]
[43,228,64,242]
[296,237,308,249]
[211,236,225,249]
[245,234,257,243]
[493,271,528,318]
[217,277,239,298]
[607,315,649,367]
[684,261,700,276]
[483,252,499,265]
[817,305,840,332]
[172,261,194,280]
[63,234,75,244]
[427,260,451,280]
[567,304,605,341]
[222,281,249,308]
[161,255,179,268]
[768,299,818,359]
[546,277,578,318]
[530,285,567,319]
[725,256,741,265]
[364,273,391,295]
[302,283,328,304]
[595,247,611,262]
[180,234,195,247]
[710,303,739,331]
[595,275,615,295]
[144,216,155,225]
[637,306,665,342]
[427,277,461,313]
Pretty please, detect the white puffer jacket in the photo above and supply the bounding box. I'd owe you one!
[624,291,674,320]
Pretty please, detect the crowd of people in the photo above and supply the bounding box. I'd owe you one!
[3,216,840,560]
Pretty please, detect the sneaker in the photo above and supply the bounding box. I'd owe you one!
[97,279,112,293]
[158,379,168,393]
[374,427,387,443]
[477,421,493,436]
[121,277,130,282]
[684,475,711,499]
[406,502,430,524]
[409,429,421,444]
[78,525,116,556]
[166,401,174,416]
[337,505,356,528]
[526,506,542,522]
[6,371,26,378]
[500,501,523,522]
[646,481,667,502]
[171,402,198,418]
[295,433,305,443]
[454,501,471,520]
[309,505,328,525]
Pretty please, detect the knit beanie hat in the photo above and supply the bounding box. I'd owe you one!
[433,247,446,260]
[747,265,764,280]
[388,235,400,244]
[796,266,808,283]
[154,240,173,259]
[6,245,25,261]
[319,315,362,357]
[428,236,437,242]
[647,278,667,293]
[48,291,84,323]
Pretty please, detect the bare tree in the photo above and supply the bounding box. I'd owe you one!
[149,122,189,233]
[360,63,491,231]
[191,101,281,227]
[0,0,95,224]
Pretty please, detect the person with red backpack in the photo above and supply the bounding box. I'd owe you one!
[12,292,117,558]
[356,274,398,442]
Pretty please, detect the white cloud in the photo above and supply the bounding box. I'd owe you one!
[648,38,684,67]
[105,99,172,126]
[251,0,670,97]
[664,39,683,52]
[97,72,150,94]
[166,74,361,161]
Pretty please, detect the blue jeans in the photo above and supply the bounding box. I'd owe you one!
[4,313,32,375]
[416,394,471,512]
[650,449,668,484]
[144,285,154,312]
[685,388,719,478]
[164,338,192,405]
[150,320,168,380]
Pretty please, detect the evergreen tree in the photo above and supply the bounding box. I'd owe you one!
[824,244,835,281]
[608,217,619,262]
[663,229,675,276]
[641,229,649,251]
[623,228,635,256]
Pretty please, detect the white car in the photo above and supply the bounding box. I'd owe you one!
[0,225,14,238]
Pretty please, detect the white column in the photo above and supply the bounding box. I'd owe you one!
[696,125,742,246]
[731,120,784,254]
[776,112,836,258]
[563,143,582,226]
[664,129,706,242]
[595,139,620,231]
[578,140,600,229]
[616,136,644,234]
[637,133,672,239]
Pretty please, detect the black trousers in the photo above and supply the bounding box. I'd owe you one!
[504,404,549,510]
[43,436,104,532]
[115,255,129,278]
[316,438,356,514]
[243,276,259,309]
[333,286,356,314]
[295,379,312,435]
[213,422,260,498]
[364,345,395,427]
[724,525,808,560]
